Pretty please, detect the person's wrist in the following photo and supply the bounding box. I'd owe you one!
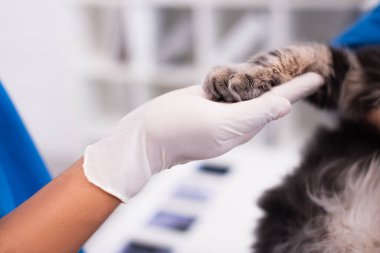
[76,157,122,205]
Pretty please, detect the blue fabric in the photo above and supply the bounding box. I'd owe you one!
[0,82,51,217]
[0,82,85,252]
[332,5,380,49]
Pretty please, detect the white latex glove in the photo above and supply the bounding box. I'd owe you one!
[84,72,323,202]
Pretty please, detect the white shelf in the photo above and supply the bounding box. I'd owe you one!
[73,57,201,86]
[150,65,202,86]
[73,57,136,83]
[85,115,120,142]
[69,0,363,145]
[290,0,360,10]
[71,0,360,10]
[70,0,268,8]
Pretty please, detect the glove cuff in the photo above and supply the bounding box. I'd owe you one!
[83,119,153,203]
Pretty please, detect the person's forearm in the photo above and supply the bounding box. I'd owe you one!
[0,158,121,253]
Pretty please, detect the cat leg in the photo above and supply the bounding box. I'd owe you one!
[203,43,377,120]
[203,43,332,102]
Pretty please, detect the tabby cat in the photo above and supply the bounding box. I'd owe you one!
[203,43,380,252]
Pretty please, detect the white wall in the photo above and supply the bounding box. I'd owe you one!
[0,0,85,175]
[0,0,372,176]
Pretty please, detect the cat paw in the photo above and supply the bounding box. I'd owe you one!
[203,64,275,102]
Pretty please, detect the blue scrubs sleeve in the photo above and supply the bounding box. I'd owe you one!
[0,82,85,252]
[0,82,51,216]
[332,5,380,49]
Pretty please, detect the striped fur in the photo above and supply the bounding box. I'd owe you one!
[203,44,380,252]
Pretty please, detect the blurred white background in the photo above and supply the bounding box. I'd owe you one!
[0,0,378,252]
[0,0,370,175]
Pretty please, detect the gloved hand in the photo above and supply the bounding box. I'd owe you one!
[84,72,323,202]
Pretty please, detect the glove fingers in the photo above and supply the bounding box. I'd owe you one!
[222,95,291,135]
[265,72,324,103]
[231,95,291,119]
